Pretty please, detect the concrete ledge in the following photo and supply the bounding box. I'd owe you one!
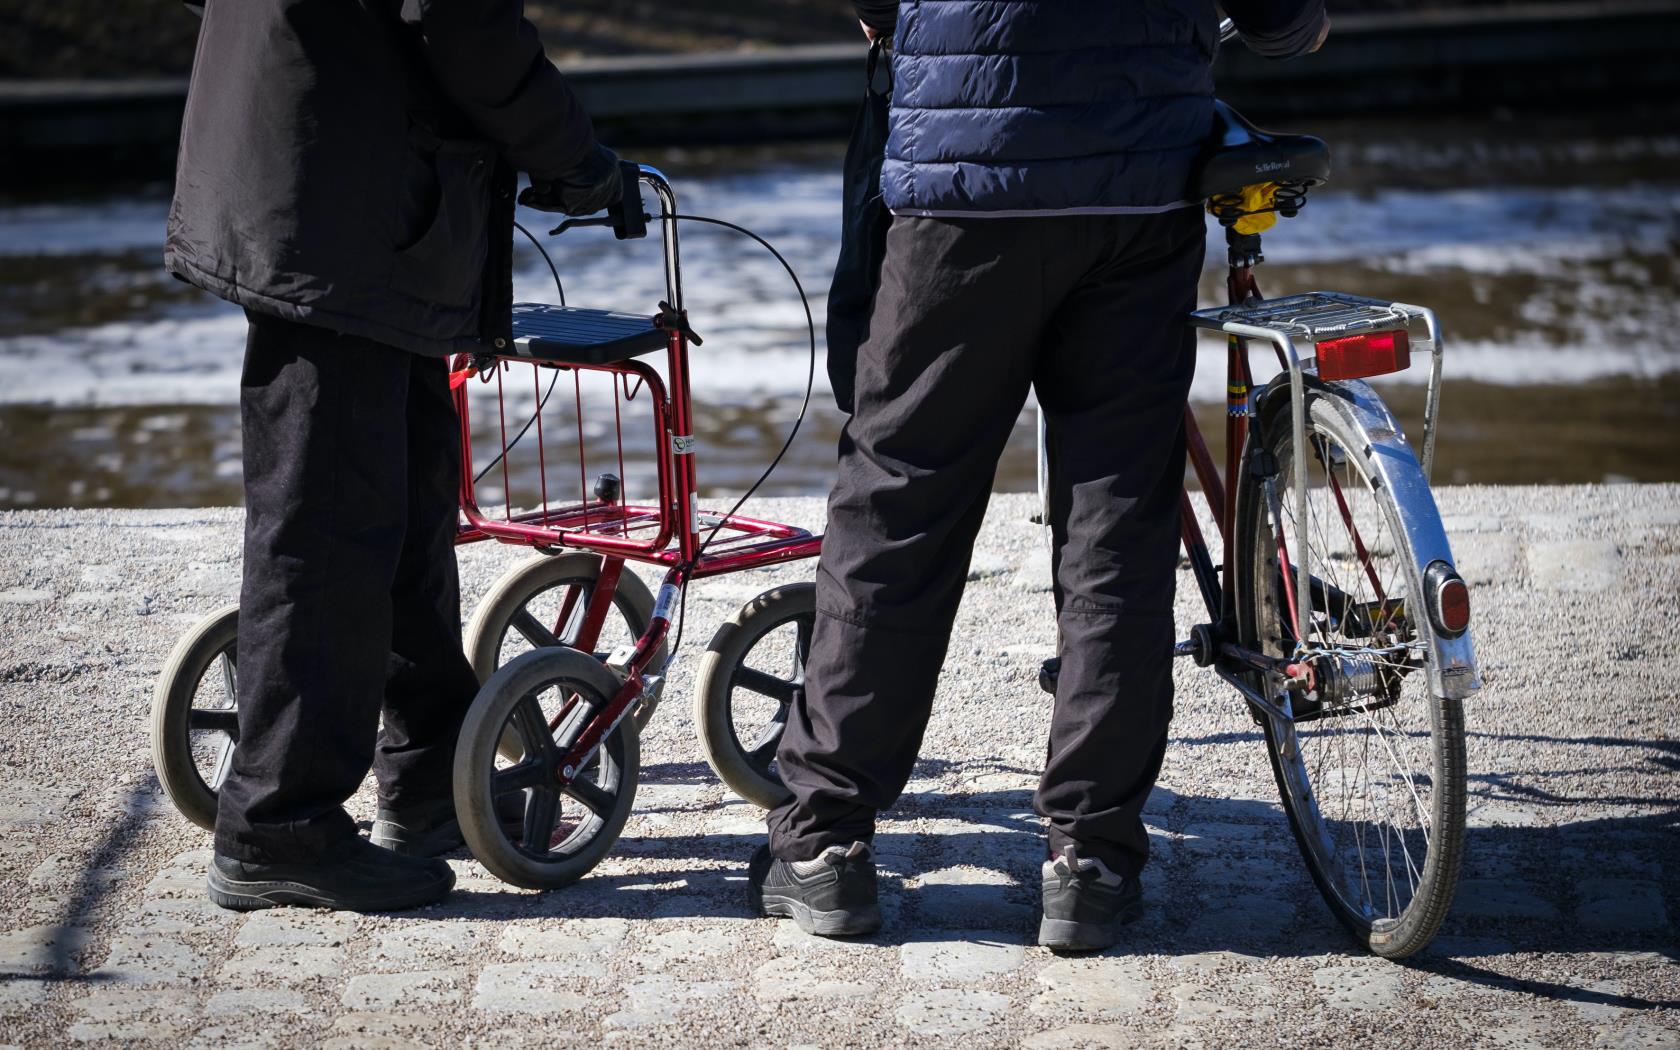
[2,2,1677,186]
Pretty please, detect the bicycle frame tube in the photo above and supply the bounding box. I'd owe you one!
[1221,265,1260,599]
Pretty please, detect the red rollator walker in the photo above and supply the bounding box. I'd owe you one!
[446,165,825,887]
[151,165,827,889]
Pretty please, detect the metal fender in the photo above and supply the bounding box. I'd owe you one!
[1257,377,1481,701]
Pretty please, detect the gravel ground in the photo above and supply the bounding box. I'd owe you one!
[0,486,1676,1048]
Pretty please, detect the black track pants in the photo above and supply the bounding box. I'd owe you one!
[767,208,1205,876]
[214,313,480,863]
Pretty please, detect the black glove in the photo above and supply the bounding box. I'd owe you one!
[519,143,623,216]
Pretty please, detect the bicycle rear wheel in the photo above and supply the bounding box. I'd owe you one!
[1234,380,1467,958]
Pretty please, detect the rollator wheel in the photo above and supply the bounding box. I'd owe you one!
[465,553,662,757]
[149,605,241,830]
[455,647,639,890]
[693,583,811,809]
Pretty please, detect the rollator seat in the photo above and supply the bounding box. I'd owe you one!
[507,303,668,366]
[1190,100,1330,201]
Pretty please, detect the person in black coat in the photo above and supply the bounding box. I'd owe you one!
[165,0,619,911]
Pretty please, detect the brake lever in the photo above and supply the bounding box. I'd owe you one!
[550,162,652,239]
[547,216,618,236]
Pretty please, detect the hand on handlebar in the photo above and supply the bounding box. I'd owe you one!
[520,143,624,216]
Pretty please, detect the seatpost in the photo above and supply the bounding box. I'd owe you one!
[1220,226,1264,605]
[1227,228,1263,278]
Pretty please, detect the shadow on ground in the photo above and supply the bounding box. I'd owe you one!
[15,732,1676,1022]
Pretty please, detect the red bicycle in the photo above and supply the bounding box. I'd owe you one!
[1032,88,1479,957]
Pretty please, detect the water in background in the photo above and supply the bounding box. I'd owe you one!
[1,110,1677,509]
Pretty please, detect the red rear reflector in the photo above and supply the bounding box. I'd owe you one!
[1436,577,1470,634]
[1315,329,1411,381]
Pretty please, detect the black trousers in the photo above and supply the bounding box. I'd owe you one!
[768,208,1204,876]
[215,313,480,863]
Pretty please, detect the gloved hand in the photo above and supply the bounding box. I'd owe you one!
[519,143,623,216]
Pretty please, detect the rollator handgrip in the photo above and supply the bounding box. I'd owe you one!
[548,163,650,239]
[608,161,648,241]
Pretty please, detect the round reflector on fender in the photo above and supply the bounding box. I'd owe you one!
[1424,560,1470,638]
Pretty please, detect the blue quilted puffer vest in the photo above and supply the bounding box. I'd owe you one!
[881,0,1221,217]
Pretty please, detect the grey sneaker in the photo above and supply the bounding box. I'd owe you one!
[1038,845,1143,951]
[748,841,882,937]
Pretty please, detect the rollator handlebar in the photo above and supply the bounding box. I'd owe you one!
[548,161,658,240]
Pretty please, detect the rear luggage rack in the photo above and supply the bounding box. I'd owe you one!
[1189,291,1445,479]
[1191,292,1430,347]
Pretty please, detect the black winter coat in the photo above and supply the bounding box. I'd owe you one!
[165,0,598,357]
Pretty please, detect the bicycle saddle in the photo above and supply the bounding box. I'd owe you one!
[1190,100,1330,201]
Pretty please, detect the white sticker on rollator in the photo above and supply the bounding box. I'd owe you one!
[671,434,696,455]
[653,583,680,622]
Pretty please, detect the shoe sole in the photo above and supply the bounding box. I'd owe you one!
[207,868,454,913]
[1037,897,1144,952]
[751,888,881,937]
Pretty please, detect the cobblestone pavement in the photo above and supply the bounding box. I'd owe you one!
[1,488,1677,1049]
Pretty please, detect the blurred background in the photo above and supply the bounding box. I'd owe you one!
[1,0,1677,508]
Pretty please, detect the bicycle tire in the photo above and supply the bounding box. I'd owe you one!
[1234,379,1467,958]
[454,647,639,890]
[465,553,662,744]
[150,605,241,831]
[693,583,811,809]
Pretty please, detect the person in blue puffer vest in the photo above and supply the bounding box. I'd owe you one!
[750,0,1329,950]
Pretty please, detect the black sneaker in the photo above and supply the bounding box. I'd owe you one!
[371,795,526,857]
[208,836,454,912]
[1038,845,1143,951]
[748,841,881,937]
